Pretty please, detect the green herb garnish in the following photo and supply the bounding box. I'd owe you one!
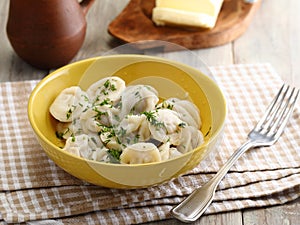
[93,107,108,120]
[71,134,76,142]
[157,101,174,110]
[99,98,113,107]
[101,79,117,95]
[107,149,122,163]
[66,105,76,119]
[142,111,165,128]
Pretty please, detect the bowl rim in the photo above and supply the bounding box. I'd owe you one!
[28,54,227,167]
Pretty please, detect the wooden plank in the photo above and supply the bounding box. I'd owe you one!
[243,198,300,225]
[195,44,234,66]
[73,0,130,61]
[233,0,300,86]
[143,211,243,225]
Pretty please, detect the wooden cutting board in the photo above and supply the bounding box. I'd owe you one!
[108,0,261,50]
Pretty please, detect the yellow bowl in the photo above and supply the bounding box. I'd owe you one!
[28,55,226,189]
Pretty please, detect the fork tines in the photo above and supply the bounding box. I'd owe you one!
[255,84,299,136]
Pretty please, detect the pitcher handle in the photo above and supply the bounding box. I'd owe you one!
[80,0,95,16]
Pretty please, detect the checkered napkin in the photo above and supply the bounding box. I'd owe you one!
[0,64,299,225]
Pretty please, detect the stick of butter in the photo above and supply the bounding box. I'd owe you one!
[152,0,224,29]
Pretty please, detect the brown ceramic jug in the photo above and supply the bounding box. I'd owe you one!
[6,0,95,69]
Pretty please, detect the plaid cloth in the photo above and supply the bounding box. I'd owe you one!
[0,63,299,225]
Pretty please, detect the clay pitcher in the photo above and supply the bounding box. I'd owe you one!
[6,0,95,69]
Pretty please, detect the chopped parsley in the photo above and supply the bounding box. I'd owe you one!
[66,108,72,119]
[81,94,89,102]
[90,136,98,145]
[99,98,113,107]
[98,125,121,145]
[157,101,174,110]
[116,127,127,138]
[93,107,108,120]
[55,127,70,140]
[142,111,165,128]
[71,134,76,142]
[66,105,76,119]
[101,79,117,95]
[107,149,122,163]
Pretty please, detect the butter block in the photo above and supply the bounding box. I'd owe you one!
[152,0,224,29]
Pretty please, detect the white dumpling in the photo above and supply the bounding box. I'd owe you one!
[79,108,101,133]
[119,85,159,119]
[88,132,104,148]
[159,142,170,161]
[56,122,72,139]
[120,143,161,164]
[63,134,106,160]
[63,134,89,157]
[79,104,118,134]
[99,127,122,150]
[158,141,183,161]
[148,109,184,145]
[169,147,183,159]
[118,114,145,134]
[62,117,84,139]
[90,147,109,162]
[106,107,121,126]
[177,126,204,153]
[92,105,118,127]
[159,98,201,129]
[50,86,89,122]
[116,114,151,145]
[64,146,80,157]
[137,116,151,141]
[86,76,125,105]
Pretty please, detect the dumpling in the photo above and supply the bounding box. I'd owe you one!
[86,76,125,105]
[79,105,119,134]
[158,141,183,160]
[119,85,159,119]
[63,134,107,160]
[63,134,89,157]
[88,132,104,148]
[50,86,89,122]
[159,142,170,161]
[99,126,123,150]
[120,143,161,164]
[59,117,84,139]
[116,114,151,145]
[56,122,72,139]
[148,109,184,145]
[177,126,204,153]
[169,147,183,159]
[159,98,201,129]
[79,108,101,133]
[118,114,145,134]
[90,147,109,162]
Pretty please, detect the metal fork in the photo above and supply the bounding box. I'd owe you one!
[171,84,299,223]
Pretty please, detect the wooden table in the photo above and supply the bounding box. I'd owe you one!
[0,0,299,224]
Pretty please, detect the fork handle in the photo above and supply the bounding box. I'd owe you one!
[171,140,256,223]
